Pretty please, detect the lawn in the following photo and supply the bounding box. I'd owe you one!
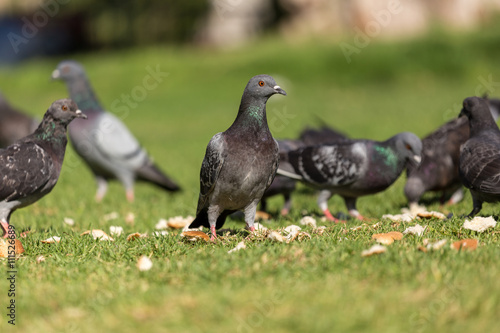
[1,21,500,333]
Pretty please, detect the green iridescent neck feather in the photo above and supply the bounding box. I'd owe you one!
[374,146,398,172]
[244,105,264,126]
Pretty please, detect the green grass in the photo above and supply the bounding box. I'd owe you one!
[2,21,500,332]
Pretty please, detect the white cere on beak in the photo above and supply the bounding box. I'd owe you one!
[273,85,281,90]
[413,155,422,163]
[51,69,60,79]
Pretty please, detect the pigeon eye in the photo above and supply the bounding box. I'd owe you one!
[258,81,265,87]
[62,105,68,111]
[405,144,411,150]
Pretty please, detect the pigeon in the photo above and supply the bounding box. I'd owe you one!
[51,60,181,202]
[458,96,500,217]
[188,74,286,240]
[404,98,500,209]
[278,132,422,221]
[0,99,86,238]
[0,92,39,147]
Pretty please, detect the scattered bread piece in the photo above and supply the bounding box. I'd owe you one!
[228,241,246,253]
[382,214,414,222]
[36,255,45,263]
[361,244,387,257]
[126,233,147,241]
[109,226,124,237]
[41,236,61,244]
[81,229,114,241]
[417,211,446,220]
[372,231,403,245]
[167,215,194,229]
[463,216,497,232]
[0,239,24,257]
[63,217,75,226]
[136,256,153,271]
[403,224,426,236]
[268,231,284,242]
[180,231,210,242]
[451,239,478,251]
[300,216,317,228]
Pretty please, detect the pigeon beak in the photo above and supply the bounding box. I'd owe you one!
[75,109,87,119]
[273,85,287,96]
[413,155,421,164]
[51,69,60,80]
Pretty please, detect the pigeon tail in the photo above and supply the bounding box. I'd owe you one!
[189,208,235,230]
[136,162,181,192]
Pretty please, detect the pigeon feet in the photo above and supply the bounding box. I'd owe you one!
[126,189,135,203]
[280,208,289,216]
[323,209,344,223]
[210,225,217,241]
[1,222,10,238]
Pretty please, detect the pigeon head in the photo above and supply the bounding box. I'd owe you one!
[244,75,287,100]
[51,60,86,82]
[45,99,87,124]
[393,132,422,166]
[459,96,498,135]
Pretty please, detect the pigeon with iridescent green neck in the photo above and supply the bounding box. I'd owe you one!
[189,75,286,240]
[51,60,181,202]
[278,132,422,221]
[0,99,86,238]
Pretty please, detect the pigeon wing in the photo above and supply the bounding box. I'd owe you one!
[0,143,52,201]
[92,112,146,167]
[288,142,365,186]
[460,139,500,195]
[197,132,226,211]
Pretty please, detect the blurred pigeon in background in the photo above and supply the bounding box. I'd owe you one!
[458,96,500,217]
[0,92,38,147]
[404,96,500,209]
[278,132,422,221]
[51,60,181,202]
[188,74,286,240]
[0,99,86,237]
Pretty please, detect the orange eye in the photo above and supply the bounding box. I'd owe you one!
[405,144,411,150]
[258,80,265,87]
[62,105,68,111]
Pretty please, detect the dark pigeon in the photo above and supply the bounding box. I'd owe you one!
[188,75,286,240]
[51,60,181,202]
[405,97,500,209]
[278,132,422,221]
[458,96,500,217]
[0,99,86,237]
[0,92,39,147]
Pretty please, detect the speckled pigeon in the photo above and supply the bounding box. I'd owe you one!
[188,75,286,240]
[458,96,500,217]
[404,97,500,209]
[278,132,422,221]
[0,92,39,147]
[0,99,86,237]
[51,60,181,202]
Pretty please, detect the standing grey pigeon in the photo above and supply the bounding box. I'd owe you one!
[278,132,422,221]
[458,96,500,217]
[0,92,39,147]
[188,75,286,240]
[0,99,86,237]
[405,98,500,209]
[51,60,181,202]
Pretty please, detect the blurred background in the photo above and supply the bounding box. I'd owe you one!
[1,0,500,63]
